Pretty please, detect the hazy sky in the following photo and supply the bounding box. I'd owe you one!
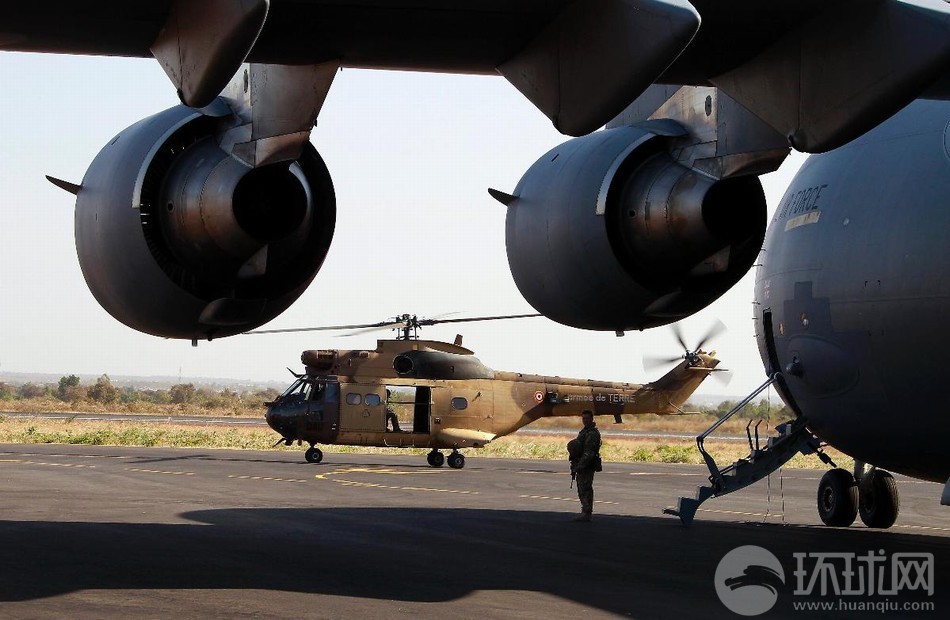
[0,52,806,397]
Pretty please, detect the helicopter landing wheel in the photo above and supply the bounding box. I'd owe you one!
[305,446,323,464]
[426,450,444,468]
[447,451,465,469]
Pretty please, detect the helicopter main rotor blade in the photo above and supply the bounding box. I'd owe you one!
[418,313,542,326]
[694,318,727,352]
[244,320,400,335]
[338,321,410,337]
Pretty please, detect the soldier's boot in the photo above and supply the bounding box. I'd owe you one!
[573,511,592,522]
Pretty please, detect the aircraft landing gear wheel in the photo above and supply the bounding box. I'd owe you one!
[447,451,465,469]
[859,469,899,529]
[426,450,444,468]
[817,468,858,526]
[305,446,323,464]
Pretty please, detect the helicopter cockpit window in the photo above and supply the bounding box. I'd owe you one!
[451,397,468,411]
[345,393,362,406]
[280,379,308,400]
[364,394,382,407]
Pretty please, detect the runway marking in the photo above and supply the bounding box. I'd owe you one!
[332,479,478,494]
[892,524,950,533]
[228,475,307,484]
[126,467,194,476]
[519,494,618,506]
[628,472,703,477]
[697,508,785,518]
[312,466,447,480]
[0,458,96,469]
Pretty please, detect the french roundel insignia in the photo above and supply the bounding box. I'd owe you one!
[534,391,544,402]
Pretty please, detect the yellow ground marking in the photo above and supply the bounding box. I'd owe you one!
[519,494,618,506]
[125,467,194,476]
[0,458,96,469]
[310,466,477,494]
[228,474,307,484]
[333,479,478,494]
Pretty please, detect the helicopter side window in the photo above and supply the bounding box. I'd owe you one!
[365,394,381,407]
[309,382,326,401]
[451,397,468,411]
[345,393,362,406]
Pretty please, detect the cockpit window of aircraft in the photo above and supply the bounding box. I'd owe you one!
[280,379,306,399]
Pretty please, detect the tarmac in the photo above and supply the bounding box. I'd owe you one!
[1,444,947,618]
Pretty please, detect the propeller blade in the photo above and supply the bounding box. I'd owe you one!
[694,318,727,352]
[711,368,734,387]
[671,322,689,352]
[643,355,683,371]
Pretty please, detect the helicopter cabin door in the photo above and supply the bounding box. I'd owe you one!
[340,383,386,432]
[414,386,431,434]
[306,380,340,442]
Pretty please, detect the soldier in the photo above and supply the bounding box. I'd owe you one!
[385,389,401,432]
[569,410,602,522]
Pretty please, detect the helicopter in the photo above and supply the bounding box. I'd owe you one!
[251,313,725,468]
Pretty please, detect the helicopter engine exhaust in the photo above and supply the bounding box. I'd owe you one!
[504,125,765,331]
[73,104,336,340]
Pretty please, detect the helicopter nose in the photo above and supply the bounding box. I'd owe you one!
[264,405,283,433]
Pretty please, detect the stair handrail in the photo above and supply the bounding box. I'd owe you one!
[697,372,782,487]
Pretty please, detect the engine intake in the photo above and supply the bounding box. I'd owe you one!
[75,104,335,339]
[506,125,765,331]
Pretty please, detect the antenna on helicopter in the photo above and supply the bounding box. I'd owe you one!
[244,312,543,340]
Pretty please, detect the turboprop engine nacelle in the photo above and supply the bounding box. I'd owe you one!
[505,125,766,331]
[74,104,336,340]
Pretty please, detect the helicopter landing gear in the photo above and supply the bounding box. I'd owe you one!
[305,445,324,464]
[817,468,858,527]
[858,468,899,528]
[426,449,445,468]
[447,450,465,469]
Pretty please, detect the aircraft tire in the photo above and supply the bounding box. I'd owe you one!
[447,452,465,469]
[305,446,324,464]
[816,468,858,527]
[427,450,444,468]
[859,469,899,529]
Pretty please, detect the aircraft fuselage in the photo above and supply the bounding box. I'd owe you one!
[754,98,950,483]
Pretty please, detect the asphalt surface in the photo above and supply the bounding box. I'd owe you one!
[1,444,947,619]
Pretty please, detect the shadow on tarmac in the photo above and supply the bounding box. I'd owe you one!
[1,507,946,618]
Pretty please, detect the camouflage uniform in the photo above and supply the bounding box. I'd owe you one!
[571,421,601,520]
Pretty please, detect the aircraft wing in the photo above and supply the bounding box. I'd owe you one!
[8,0,946,145]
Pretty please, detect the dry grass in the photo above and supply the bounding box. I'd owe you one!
[0,416,848,471]
[1,397,265,418]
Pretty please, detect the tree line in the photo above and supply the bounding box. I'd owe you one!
[0,374,280,409]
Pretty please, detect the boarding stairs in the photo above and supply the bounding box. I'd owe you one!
[664,373,833,525]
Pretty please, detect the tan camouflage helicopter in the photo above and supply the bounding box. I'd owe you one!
[250,313,726,468]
